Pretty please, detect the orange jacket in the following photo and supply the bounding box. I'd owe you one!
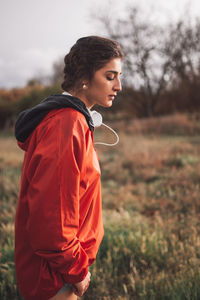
[15,108,104,300]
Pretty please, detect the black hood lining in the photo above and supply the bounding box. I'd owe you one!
[15,94,94,143]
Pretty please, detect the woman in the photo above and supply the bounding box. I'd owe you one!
[14,36,123,300]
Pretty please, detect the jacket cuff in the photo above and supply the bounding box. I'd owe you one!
[62,266,89,284]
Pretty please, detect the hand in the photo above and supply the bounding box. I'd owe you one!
[72,271,91,297]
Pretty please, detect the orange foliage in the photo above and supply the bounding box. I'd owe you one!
[0,84,45,103]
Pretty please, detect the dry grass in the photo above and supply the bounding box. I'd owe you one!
[0,137,24,167]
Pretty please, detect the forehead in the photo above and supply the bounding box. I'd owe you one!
[99,58,122,73]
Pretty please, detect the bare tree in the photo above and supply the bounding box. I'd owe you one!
[165,19,200,83]
[163,18,200,112]
[50,58,65,85]
[96,5,200,117]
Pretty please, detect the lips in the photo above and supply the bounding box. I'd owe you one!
[108,95,116,100]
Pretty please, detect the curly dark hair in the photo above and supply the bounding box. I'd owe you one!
[61,36,124,91]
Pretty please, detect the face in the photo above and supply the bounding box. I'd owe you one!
[82,58,122,109]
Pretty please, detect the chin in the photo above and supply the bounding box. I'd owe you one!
[105,101,113,107]
[98,100,113,108]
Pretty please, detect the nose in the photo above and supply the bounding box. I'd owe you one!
[114,77,122,92]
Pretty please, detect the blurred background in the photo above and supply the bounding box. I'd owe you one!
[1,0,200,299]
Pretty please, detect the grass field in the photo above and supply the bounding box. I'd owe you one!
[1,113,200,299]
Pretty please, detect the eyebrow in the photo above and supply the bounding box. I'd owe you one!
[106,70,122,75]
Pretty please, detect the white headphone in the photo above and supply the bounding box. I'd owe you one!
[88,110,119,146]
[62,92,119,146]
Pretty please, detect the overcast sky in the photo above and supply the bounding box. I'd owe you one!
[1,0,200,89]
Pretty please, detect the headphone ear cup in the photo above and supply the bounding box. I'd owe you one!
[89,110,103,127]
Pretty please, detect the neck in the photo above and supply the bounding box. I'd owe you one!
[68,89,94,109]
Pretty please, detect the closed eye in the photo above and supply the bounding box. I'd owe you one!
[106,76,115,81]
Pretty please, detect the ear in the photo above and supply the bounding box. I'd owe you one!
[82,80,89,90]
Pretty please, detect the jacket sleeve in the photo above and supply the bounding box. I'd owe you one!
[25,112,89,284]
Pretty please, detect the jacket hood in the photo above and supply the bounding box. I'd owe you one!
[15,94,94,147]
